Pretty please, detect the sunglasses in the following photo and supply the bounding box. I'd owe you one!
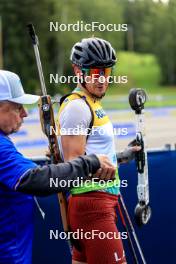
[82,67,113,77]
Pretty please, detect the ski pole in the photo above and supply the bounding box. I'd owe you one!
[119,194,147,264]
[116,196,139,264]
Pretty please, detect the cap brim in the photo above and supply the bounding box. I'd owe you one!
[8,94,40,104]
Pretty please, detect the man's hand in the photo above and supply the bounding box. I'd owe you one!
[94,154,116,180]
[117,139,142,164]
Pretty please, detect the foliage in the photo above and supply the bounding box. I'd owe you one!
[0,0,176,95]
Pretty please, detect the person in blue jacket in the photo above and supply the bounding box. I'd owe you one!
[0,70,116,264]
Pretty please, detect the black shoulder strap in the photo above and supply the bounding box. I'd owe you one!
[60,93,94,139]
[59,93,72,105]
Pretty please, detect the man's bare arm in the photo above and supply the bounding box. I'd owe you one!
[61,135,116,180]
[61,135,86,161]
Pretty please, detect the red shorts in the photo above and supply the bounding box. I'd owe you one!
[68,192,126,264]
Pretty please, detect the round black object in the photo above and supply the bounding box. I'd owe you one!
[70,37,117,68]
[129,88,147,113]
[134,203,152,226]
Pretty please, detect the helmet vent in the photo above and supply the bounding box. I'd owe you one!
[98,40,106,59]
[88,43,100,58]
[75,53,81,60]
[75,45,83,52]
[105,43,111,58]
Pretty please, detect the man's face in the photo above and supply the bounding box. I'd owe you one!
[0,101,28,135]
[74,65,111,99]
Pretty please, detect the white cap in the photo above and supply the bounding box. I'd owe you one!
[0,70,39,104]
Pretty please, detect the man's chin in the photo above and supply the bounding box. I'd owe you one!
[94,92,106,99]
[12,124,22,134]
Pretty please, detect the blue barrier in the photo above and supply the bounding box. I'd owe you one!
[32,150,176,264]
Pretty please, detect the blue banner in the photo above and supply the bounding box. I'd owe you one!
[33,150,176,263]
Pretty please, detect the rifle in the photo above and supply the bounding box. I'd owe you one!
[27,23,71,251]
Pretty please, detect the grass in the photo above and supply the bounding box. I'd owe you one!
[102,51,176,109]
[26,52,176,111]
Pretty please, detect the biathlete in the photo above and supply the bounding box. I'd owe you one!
[57,37,140,264]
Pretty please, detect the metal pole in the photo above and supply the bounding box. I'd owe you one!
[0,16,3,68]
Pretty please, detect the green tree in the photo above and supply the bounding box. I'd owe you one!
[0,0,58,94]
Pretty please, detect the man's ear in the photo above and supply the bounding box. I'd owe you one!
[72,64,82,76]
